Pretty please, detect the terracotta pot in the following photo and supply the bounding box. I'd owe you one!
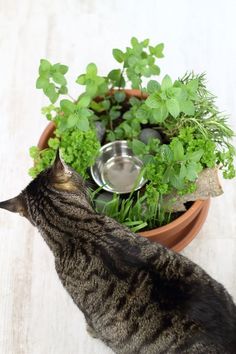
[37,89,210,252]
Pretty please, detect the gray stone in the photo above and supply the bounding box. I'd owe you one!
[139,128,162,144]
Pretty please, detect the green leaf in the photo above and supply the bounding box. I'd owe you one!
[90,101,104,112]
[131,37,139,47]
[97,81,108,96]
[77,94,91,108]
[161,145,173,162]
[141,66,152,77]
[187,78,199,92]
[119,75,126,88]
[151,104,168,123]
[161,75,172,90]
[170,174,185,190]
[86,83,97,96]
[96,76,105,85]
[79,107,93,118]
[60,99,76,113]
[141,38,149,47]
[131,139,147,155]
[129,97,141,106]
[107,131,116,141]
[59,65,68,75]
[186,162,198,181]
[150,65,160,75]
[136,107,149,123]
[48,137,60,150]
[130,75,141,89]
[147,80,161,94]
[108,69,121,81]
[142,154,154,165]
[44,83,58,103]
[77,116,90,131]
[122,122,132,135]
[179,164,187,179]
[154,43,164,58]
[180,100,195,115]
[112,48,125,63]
[128,55,139,67]
[173,141,184,161]
[170,87,186,101]
[67,113,79,128]
[166,98,180,118]
[109,109,120,120]
[149,46,156,55]
[101,99,110,110]
[39,59,51,74]
[86,63,97,76]
[58,86,68,94]
[51,63,60,71]
[163,166,172,183]
[187,149,204,162]
[114,91,126,103]
[52,72,67,85]
[29,146,39,159]
[145,94,161,109]
[76,74,86,85]
[36,76,49,89]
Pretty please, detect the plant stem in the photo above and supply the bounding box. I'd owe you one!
[67,93,76,102]
[118,67,125,90]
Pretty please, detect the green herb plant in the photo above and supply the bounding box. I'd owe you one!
[29,37,235,231]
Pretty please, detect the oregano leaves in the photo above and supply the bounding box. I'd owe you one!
[112,37,164,89]
[36,59,68,103]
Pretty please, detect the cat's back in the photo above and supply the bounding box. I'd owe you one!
[56,260,227,354]
[54,249,233,353]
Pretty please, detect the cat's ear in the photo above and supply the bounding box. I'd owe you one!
[0,194,27,217]
[51,150,71,182]
[50,150,76,191]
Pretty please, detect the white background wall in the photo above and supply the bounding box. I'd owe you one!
[0,1,235,353]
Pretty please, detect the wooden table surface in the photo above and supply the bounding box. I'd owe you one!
[0,1,235,353]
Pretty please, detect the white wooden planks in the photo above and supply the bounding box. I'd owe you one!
[0,1,235,353]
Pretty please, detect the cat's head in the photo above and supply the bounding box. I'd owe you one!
[0,151,90,225]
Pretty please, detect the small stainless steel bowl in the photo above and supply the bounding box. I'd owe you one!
[90,140,147,194]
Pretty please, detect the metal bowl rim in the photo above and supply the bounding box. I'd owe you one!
[99,140,131,153]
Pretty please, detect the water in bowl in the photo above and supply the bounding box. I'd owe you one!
[101,155,143,194]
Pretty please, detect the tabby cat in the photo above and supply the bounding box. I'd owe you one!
[1,153,236,354]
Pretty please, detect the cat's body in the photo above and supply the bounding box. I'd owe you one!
[1,154,236,354]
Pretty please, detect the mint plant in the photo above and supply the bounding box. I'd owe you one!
[29,37,235,232]
[36,60,68,103]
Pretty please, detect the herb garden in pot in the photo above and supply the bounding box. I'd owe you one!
[29,38,235,252]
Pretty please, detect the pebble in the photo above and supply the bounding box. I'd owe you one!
[139,128,162,144]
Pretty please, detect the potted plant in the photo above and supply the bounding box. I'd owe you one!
[29,37,235,252]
